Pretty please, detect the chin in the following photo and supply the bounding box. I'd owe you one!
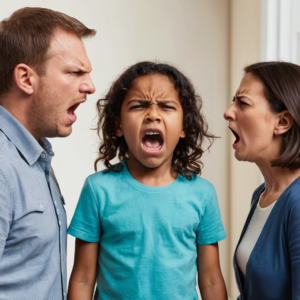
[234,151,248,162]
[57,125,73,138]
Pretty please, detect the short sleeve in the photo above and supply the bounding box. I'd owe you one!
[287,200,300,298]
[68,177,101,242]
[196,186,226,245]
[0,170,13,260]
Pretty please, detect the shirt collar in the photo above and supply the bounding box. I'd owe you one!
[0,105,54,166]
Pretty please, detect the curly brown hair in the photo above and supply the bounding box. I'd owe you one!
[95,61,217,179]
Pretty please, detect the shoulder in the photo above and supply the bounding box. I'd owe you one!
[85,162,124,189]
[186,174,216,194]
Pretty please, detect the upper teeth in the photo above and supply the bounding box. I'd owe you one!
[145,131,160,135]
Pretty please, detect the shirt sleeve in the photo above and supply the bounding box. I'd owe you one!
[196,185,226,245]
[68,177,101,242]
[287,200,300,299]
[0,170,13,260]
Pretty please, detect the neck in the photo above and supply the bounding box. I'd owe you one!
[256,159,300,201]
[126,154,177,187]
[1,92,41,140]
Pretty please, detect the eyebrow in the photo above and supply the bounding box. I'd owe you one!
[126,99,178,106]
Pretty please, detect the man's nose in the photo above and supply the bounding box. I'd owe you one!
[80,74,96,95]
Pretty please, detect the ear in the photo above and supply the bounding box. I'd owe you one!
[13,63,39,95]
[180,130,186,138]
[274,110,293,135]
[115,117,123,137]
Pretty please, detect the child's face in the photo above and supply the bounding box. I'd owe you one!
[116,73,185,169]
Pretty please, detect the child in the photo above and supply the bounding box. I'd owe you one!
[68,61,227,300]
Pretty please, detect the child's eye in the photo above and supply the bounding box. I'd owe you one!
[161,105,175,110]
[130,105,146,109]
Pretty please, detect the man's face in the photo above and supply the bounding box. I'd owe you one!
[31,30,95,139]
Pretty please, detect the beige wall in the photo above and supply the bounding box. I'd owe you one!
[228,0,262,298]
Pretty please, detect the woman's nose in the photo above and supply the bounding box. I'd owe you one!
[224,104,235,121]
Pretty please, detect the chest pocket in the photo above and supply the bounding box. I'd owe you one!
[14,200,46,221]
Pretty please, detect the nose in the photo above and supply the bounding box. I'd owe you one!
[80,74,96,95]
[145,103,161,122]
[223,103,235,121]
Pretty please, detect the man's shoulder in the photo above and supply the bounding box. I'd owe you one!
[0,130,16,168]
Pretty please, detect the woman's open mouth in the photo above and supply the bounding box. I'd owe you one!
[229,127,240,146]
[142,129,164,153]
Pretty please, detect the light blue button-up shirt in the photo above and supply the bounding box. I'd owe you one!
[0,105,67,300]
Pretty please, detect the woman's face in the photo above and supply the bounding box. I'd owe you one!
[224,72,281,164]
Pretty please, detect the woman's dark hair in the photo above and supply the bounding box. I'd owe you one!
[94,61,217,179]
[245,61,300,169]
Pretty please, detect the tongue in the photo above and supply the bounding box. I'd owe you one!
[144,137,160,148]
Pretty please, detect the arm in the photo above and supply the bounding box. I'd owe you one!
[197,243,228,300]
[0,170,12,261]
[68,238,99,300]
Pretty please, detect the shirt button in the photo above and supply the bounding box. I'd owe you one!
[40,152,46,159]
[54,201,57,206]
[57,209,59,215]
[59,221,61,226]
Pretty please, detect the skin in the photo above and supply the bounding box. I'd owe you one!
[224,71,300,207]
[1,29,95,140]
[116,73,185,187]
[68,74,227,300]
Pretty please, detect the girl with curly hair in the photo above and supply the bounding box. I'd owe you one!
[68,61,227,300]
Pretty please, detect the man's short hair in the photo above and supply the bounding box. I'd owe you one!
[0,7,96,96]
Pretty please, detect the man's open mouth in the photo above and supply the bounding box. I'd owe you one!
[229,127,240,145]
[67,103,81,122]
[142,129,164,152]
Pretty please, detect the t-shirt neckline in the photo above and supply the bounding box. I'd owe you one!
[121,161,182,193]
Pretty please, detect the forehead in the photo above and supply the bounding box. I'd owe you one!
[45,29,91,71]
[126,74,179,98]
[237,72,265,97]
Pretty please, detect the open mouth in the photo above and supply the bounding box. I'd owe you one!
[142,129,164,153]
[67,103,81,122]
[229,127,240,146]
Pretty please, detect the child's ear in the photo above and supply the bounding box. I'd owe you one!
[274,110,293,136]
[180,130,186,138]
[115,117,123,137]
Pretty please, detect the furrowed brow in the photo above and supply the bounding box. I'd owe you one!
[127,99,152,106]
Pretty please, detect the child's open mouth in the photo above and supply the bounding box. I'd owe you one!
[229,127,240,146]
[142,129,164,153]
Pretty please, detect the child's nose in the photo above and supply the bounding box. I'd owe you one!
[145,104,161,122]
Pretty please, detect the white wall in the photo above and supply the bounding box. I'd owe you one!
[0,0,230,296]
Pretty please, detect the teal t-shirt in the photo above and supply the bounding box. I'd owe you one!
[68,162,226,300]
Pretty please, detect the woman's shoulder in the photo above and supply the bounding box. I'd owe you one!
[281,177,300,207]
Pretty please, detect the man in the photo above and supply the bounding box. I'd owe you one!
[0,7,95,300]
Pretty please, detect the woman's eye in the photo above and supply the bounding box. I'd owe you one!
[240,101,248,106]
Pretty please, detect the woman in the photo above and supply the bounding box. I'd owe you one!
[224,61,300,300]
